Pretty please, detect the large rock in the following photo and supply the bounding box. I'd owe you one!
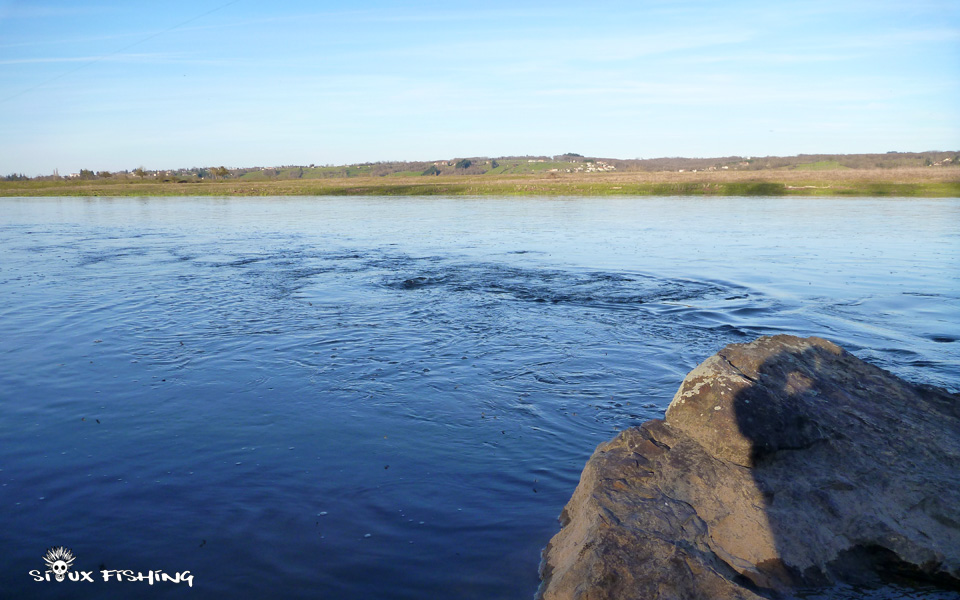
[538,335,960,600]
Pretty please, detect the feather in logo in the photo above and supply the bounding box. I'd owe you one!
[42,547,75,582]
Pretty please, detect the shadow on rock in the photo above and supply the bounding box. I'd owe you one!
[538,335,960,600]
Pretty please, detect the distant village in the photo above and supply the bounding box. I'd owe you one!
[6,151,958,183]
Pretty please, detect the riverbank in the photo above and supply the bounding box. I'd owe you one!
[3,168,958,197]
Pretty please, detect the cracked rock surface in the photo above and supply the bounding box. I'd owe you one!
[538,335,960,600]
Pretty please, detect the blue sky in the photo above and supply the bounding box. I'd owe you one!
[1,0,958,175]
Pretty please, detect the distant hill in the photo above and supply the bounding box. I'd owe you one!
[224,151,959,180]
[14,151,958,183]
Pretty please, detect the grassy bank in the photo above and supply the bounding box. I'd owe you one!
[2,168,958,197]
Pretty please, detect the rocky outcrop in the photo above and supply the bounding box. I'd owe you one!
[539,335,960,600]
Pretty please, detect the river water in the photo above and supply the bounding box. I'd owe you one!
[1,196,957,599]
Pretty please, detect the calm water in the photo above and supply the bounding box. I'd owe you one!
[1,196,958,599]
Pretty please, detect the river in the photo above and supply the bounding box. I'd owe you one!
[1,196,957,599]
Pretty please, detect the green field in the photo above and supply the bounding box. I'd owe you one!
[2,167,958,198]
[792,160,851,171]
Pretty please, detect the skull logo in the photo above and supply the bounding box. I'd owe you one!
[42,547,76,582]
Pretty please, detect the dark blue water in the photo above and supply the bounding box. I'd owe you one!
[1,196,958,599]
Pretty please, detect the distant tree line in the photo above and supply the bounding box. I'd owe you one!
[4,152,957,185]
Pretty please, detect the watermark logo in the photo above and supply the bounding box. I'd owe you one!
[42,547,75,582]
[30,547,193,587]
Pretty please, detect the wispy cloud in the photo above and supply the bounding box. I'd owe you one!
[834,27,960,48]
[527,76,948,107]
[1,53,158,65]
[343,29,754,66]
[0,4,108,19]
[669,52,867,65]
[0,30,146,49]
[0,52,232,66]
